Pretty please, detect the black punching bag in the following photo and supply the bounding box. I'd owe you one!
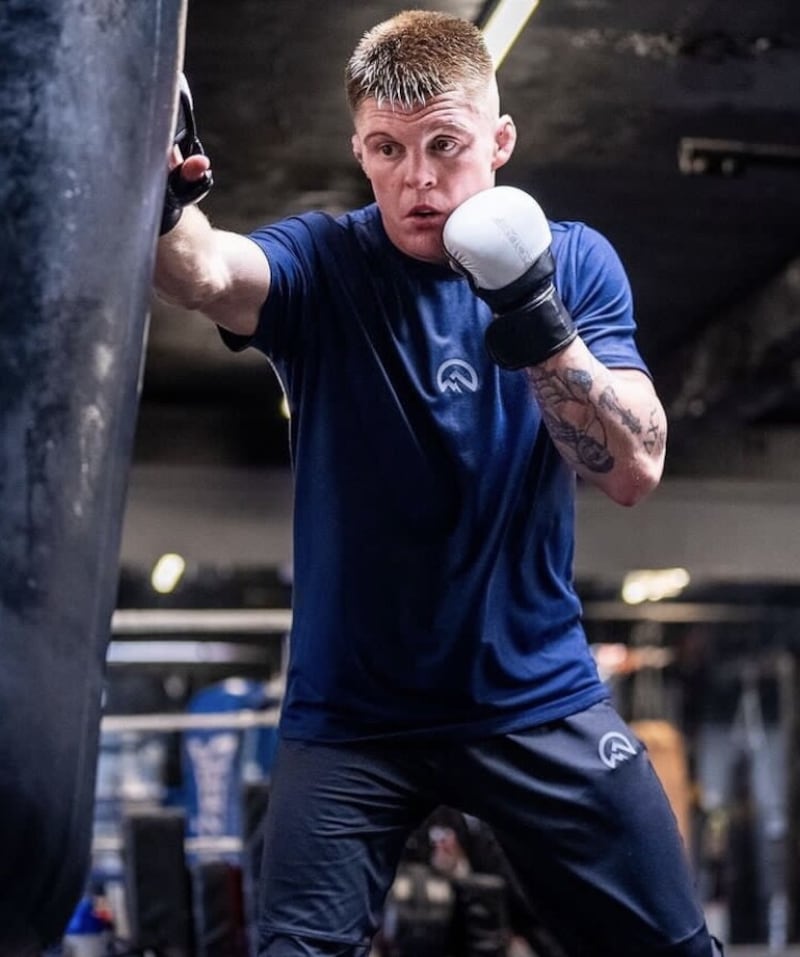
[0,1,185,953]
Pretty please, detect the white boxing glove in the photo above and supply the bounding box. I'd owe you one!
[443,186,576,369]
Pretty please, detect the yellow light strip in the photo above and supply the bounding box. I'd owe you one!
[621,568,691,605]
[481,0,542,69]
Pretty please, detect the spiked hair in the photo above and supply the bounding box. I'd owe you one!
[345,10,495,113]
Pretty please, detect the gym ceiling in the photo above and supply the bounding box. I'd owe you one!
[140,0,800,482]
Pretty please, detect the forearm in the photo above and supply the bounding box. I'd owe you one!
[527,336,666,506]
[155,204,220,308]
[154,206,268,336]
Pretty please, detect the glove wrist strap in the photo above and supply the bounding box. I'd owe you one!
[484,284,577,370]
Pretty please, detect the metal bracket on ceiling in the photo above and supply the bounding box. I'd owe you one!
[678,137,800,177]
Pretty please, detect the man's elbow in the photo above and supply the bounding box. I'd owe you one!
[604,456,664,507]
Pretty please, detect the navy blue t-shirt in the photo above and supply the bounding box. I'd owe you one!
[225,203,649,742]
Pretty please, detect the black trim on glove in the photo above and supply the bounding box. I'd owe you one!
[478,250,578,370]
[160,165,213,235]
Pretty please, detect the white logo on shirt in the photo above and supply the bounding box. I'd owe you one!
[436,359,479,394]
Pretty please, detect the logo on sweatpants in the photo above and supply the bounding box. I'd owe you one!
[598,731,637,769]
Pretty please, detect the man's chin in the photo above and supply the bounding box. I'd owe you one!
[397,233,448,266]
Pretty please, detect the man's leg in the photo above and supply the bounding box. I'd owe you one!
[445,701,723,956]
[256,739,437,957]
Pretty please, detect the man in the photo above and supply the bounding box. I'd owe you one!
[155,10,721,956]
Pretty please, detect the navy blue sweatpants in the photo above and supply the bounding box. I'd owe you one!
[256,701,723,957]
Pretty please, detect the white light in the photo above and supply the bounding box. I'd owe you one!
[279,394,290,420]
[621,568,691,605]
[481,0,542,69]
[621,578,650,605]
[150,553,186,594]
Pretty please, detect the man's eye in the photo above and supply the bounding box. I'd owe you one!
[433,139,456,152]
[379,144,396,157]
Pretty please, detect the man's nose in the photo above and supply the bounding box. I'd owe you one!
[404,150,435,189]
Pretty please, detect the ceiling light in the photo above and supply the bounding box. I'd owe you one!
[150,553,186,594]
[621,568,690,605]
[481,0,542,69]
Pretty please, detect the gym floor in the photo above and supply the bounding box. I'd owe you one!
[726,949,800,956]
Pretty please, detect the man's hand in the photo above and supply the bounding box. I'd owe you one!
[442,186,576,370]
[160,74,214,235]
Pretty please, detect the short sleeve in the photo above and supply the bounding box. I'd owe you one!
[552,222,651,377]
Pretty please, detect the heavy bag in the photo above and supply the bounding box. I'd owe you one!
[0,1,185,952]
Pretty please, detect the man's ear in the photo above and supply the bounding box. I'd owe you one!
[351,133,368,177]
[491,115,517,171]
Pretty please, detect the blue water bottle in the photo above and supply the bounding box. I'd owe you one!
[63,896,112,957]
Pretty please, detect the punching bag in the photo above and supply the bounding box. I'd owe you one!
[0,1,185,953]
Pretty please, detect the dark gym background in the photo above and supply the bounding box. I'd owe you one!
[81,1,800,955]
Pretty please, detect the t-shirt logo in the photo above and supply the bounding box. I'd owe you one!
[436,359,479,395]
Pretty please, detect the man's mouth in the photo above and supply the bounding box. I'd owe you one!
[406,205,446,228]
[408,205,441,219]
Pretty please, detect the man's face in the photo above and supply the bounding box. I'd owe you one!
[352,90,515,264]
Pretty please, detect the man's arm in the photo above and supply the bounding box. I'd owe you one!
[443,185,666,506]
[526,339,666,506]
[154,152,270,338]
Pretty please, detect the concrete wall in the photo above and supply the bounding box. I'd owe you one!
[121,465,800,588]
[576,477,800,586]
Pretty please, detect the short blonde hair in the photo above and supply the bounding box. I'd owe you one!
[345,10,495,113]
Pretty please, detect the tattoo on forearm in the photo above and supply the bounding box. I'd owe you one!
[529,366,615,474]
[529,363,666,470]
[540,410,615,472]
[644,408,666,456]
[598,386,641,436]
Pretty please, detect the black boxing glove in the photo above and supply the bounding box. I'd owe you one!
[160,73,214,235]
[442,186,577,370]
